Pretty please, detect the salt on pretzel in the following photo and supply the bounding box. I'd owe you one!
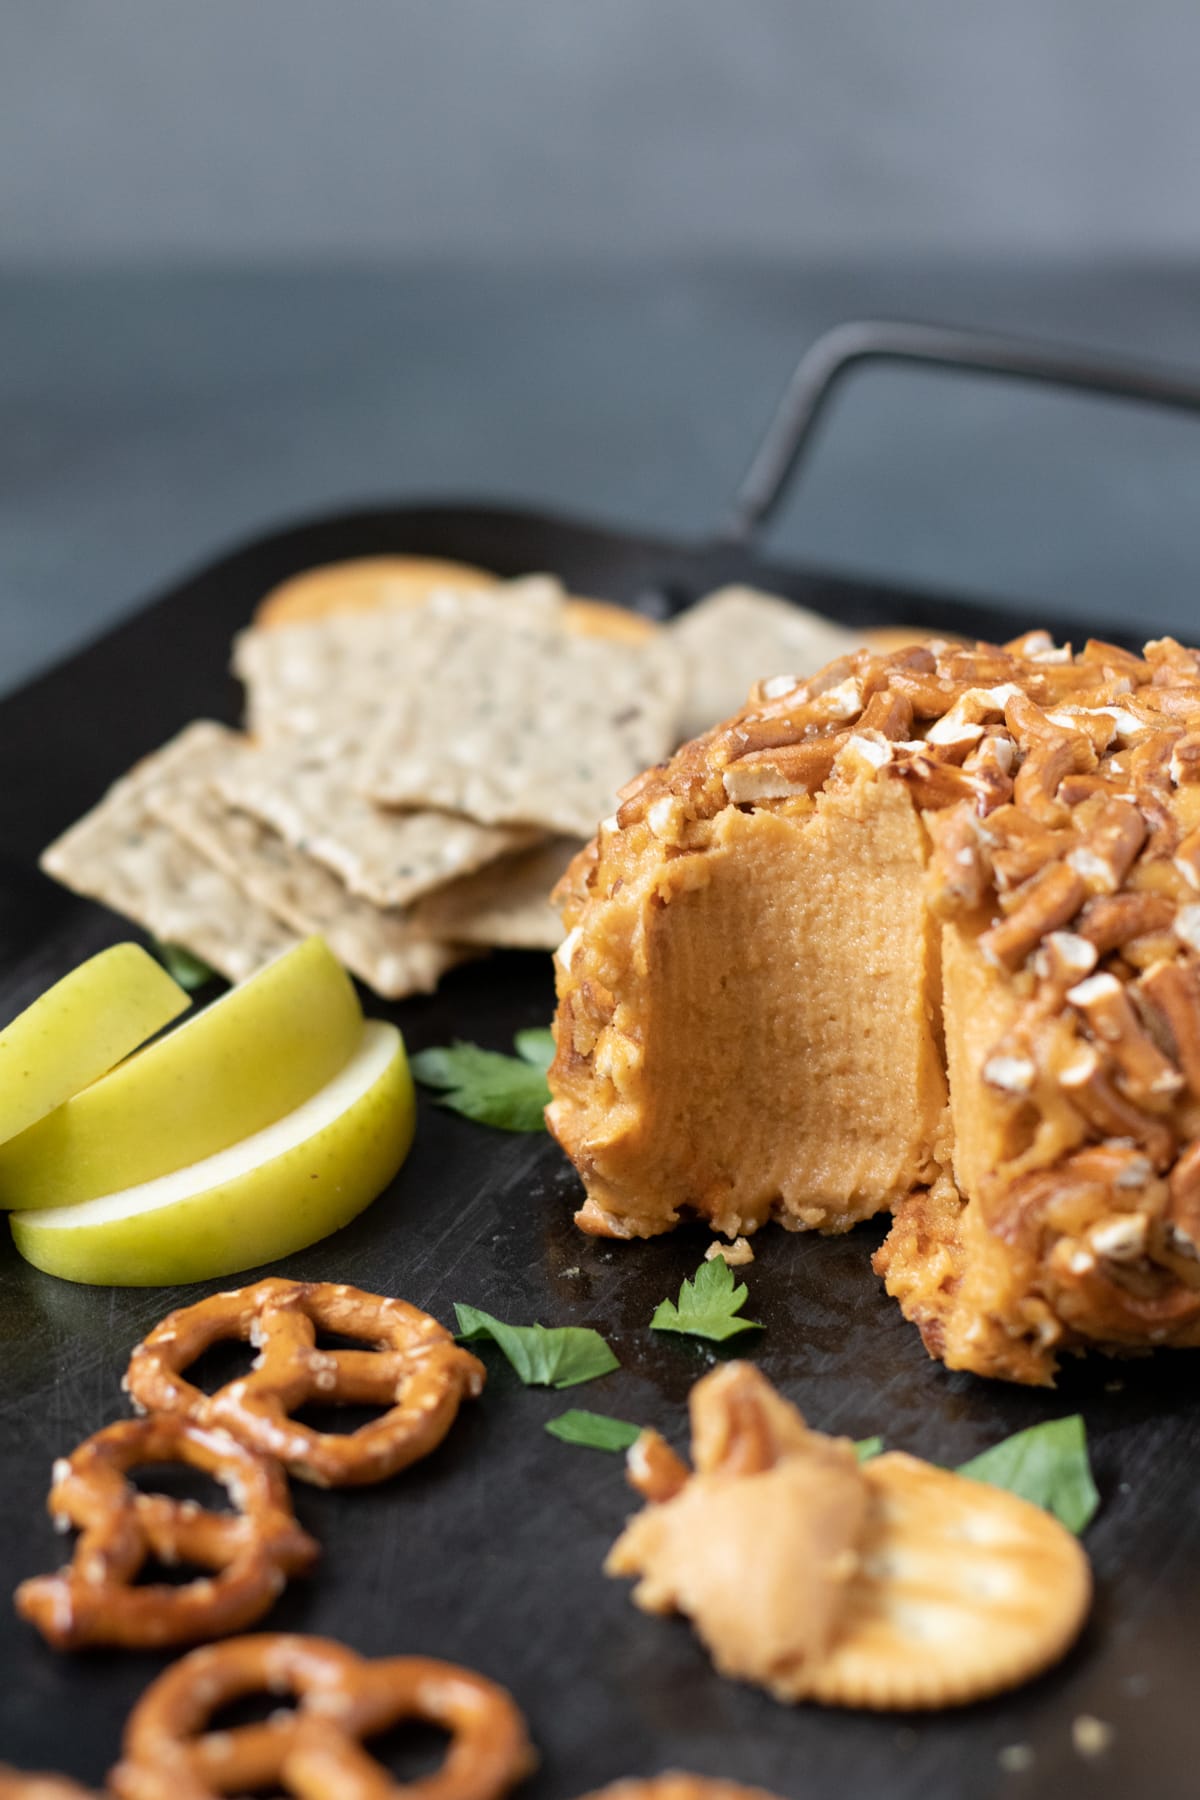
[109,1633,537,1800]
[15,1415,317,1651]
[124,1279,485,1487]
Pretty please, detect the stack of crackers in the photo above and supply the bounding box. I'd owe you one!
[40,558,882,997]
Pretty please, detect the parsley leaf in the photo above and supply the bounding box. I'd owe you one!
[454,1304,619,1388]
[854,1436,884,1462]
[650,1256,763,1343]
[545,1409,642,1452]
[957,1414,1099,1534]
[151,940,217,991]
[513,1027,555,1072]
[410,1030,552,1131]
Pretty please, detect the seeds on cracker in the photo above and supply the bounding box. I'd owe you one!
[39,750,298,987]
[146,723,465,999]
[412,838,583,951]
[214,733,533,911]
[356,591,683,836]
[232,610,436,744]
[232,576,571,745]
[41,567,681,997]
[668,587,861,742]
[606,1363,1090,1710]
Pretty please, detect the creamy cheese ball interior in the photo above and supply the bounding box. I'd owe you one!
[548,630,1200,1384]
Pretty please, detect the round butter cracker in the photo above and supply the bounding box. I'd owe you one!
[254,555,659,644]
[254,555,499,626]
[791,1451,1091,1710]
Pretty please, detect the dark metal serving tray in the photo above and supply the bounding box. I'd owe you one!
[2,324,1200,1798]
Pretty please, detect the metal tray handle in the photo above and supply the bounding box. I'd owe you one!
[724,318,1200,542]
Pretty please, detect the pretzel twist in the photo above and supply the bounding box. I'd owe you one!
[109,1634,536,1800]
[124,1279,486,1487]
[575,1780,787,1800]
[14,1416,317,1651]
[0,1772,98,1800]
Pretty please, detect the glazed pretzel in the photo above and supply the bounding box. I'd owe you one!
[109,1633,537,1800]
[124,1279,485,1487]
[15,1416,317,1651]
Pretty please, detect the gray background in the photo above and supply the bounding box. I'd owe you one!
[2,2,1200,690]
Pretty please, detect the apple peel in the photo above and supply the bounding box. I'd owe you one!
[0,943,188,1149]
[10,1020,414,1285]
[0,936,362,1211]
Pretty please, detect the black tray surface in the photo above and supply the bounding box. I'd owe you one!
[0,505,1194,1798]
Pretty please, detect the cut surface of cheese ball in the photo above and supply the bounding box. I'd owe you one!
[0,943,188,1149]
[0,936,361,1210]
[11,1020,412,1285]
[549,631,1200,1383]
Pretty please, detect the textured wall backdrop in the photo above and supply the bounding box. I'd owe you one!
[2,0,1198,262]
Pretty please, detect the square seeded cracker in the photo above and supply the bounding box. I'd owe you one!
[40,741,298,985]
[668,586,861,742]
[232,575,571,744]
[214,734,534,912]
[356,590,685,836]
[232,610,434,745]
[145,723,466,1000]
[411,837,583,951]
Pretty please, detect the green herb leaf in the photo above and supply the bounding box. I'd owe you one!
[650,1257,763,1343]
[410,1033,550,1131]
[956,1414,1099,1534]
[545,1409,642,1452]
[454,1304,619,1388]
[151,940,217,991]
[513,1027,555,1072]
[854,1436,884,1462]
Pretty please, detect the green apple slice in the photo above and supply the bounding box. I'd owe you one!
[0,936,361,1211]
[11,1020,413,1285]
[0,943,189,1149]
